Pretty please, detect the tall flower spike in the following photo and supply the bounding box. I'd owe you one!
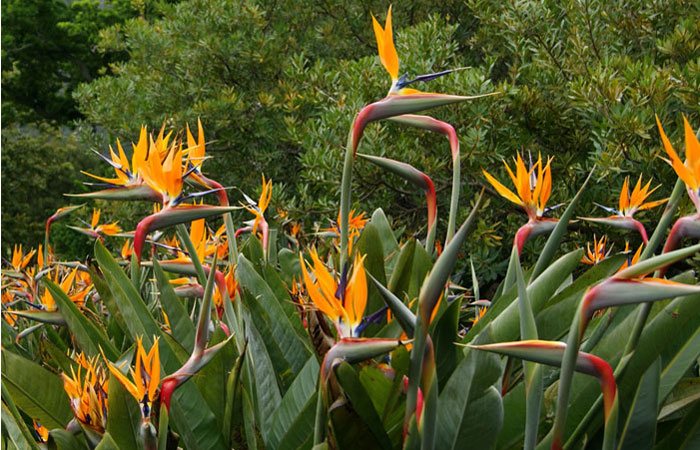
[351,6,497,153]
[483,153,557,253]
[106,337,161,420]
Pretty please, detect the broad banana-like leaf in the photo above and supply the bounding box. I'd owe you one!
[44,279,119,360]
[1,351,72,430]
[618,358,660,450]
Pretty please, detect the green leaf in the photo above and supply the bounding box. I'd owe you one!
[153,260,196,352]
[241,388,259,450]
[95,433,120,450]
[653,397,700,450]
[237,255,311,379]
[94,240,161,348]
[268,356,320,449]
[355,223,387,333]
[658,378,700,421]
[94,241,226,450]
[436,346,503,450]
[44,280,118,360]
[241,234,265,269]
[1,351,72,430]
[618,358,661,450]
[335,362,393,449]
[1,400,40,450]
[370,208,399,260]
[262,264,308,341]
[47,429,87,450]
[277,248,301,285]
[105,371,140,450]
[658,325,700,404]
[88,264,128,337]
[387,239,416,296]
[432,297,461,388]
[243,314,282,440]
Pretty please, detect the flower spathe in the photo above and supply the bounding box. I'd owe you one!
[299,250,367,338]
[106,337,161,420]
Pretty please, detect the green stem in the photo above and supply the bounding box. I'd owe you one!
[552,304,584,449]
[446,155,460,244]
[339,128,355,272]
[425,222,437,255]
[130,252,141,289]
[157,403,169,450]
[405,315,427,432]
[224,213,239,267]
[640,178,685,260]
[601,394,619,450]
[176,224,207,286]
[513,248,541,450]
[313,381,327,444]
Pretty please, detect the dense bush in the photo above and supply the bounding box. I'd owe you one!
[70,0,699,282]
[3,0,699,280]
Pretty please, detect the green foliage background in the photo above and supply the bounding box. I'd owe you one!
[3,0,699,281]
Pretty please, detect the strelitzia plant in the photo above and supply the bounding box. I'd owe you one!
[339,6,495,271]
[581,175,666,243]
[4,8,700,450]
[483,153,556,253]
